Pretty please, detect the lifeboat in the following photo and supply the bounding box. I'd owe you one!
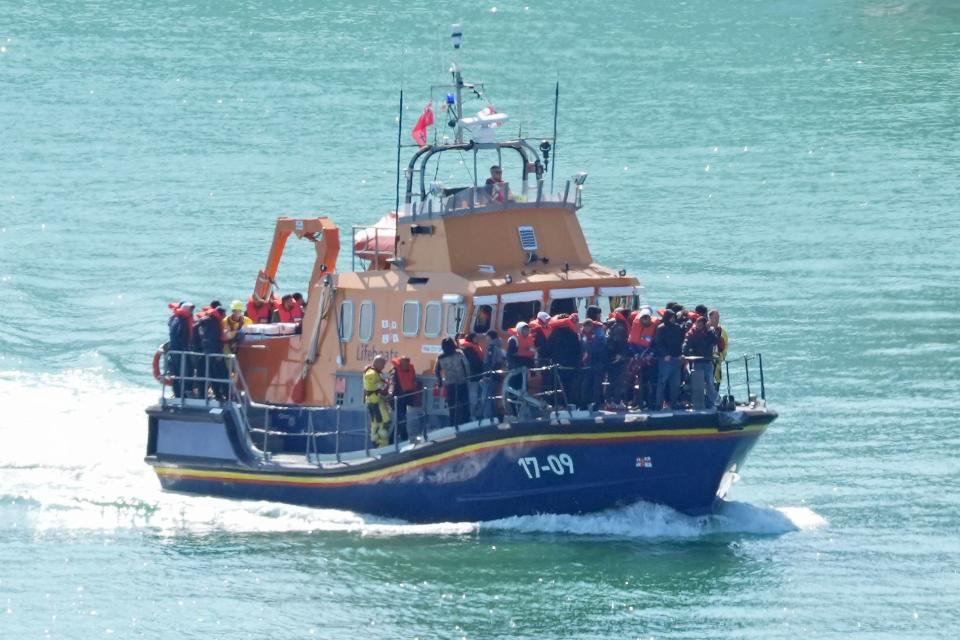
[144,28,777,523]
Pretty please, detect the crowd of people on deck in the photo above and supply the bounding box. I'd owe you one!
[362,302,729,445]
[164,293,306,400]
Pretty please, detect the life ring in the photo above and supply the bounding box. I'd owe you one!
[152,344,172,386]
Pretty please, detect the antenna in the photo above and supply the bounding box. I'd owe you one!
[395,88,403,216]
[551,78,559,192]
[450,23,464,144]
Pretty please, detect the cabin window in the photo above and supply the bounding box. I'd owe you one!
[549,298,578,316]
[358,300,375,342]
[424,301,442,338]
[501,300,542,331]
[445,303,466,336]
[402,300,421,337]
[338,300,354,342]
[472,304,496,334]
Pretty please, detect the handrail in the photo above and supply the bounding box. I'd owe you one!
[158,348,770,464]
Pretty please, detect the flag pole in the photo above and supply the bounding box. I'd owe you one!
[395,89,403,217]
[550,78,559,193]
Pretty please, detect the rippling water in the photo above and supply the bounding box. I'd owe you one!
[2,1,959,638]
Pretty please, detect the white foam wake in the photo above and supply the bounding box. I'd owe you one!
[0,369,826,539]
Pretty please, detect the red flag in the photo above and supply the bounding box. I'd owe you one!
[411,101,434,147]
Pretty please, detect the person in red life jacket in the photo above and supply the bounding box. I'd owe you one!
[166,301,195,398]
[245,294,273,324]
[546,314,582,407]
[458,332,485,418]
[484,164,511,203]
[389,356,421,442]
[653,309,685,409]
[627,307,659,408]
[196,301,229,401]
[275,294,304,323]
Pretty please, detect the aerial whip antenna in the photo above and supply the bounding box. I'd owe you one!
[395,88,403,216]
[550,78,559,192]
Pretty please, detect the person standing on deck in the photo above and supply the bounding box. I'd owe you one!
[478,329,506,422]
[458,332,485,418]
[245,294,274,324]
[682,315,721,409]
[579,319,608,409]
[653,309,684,409]
[505,322,535,414]
[435,338,471,426]
[708,308,728,391]
[389,356,419,443]
[197,301,228,402]
[275,294,303,323]
[546,314,582,407]
[222,300,251,355]
[167,301,195,398]
[364,355,391,448]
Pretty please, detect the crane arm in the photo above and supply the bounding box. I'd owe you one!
[253,217,340,301]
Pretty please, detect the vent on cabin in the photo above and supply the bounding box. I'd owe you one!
[518,226,538,251]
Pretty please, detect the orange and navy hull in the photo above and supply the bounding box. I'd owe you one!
[146,408,774,522]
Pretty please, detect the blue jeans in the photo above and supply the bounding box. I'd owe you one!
[693,360,718,408]
[656,357,681,408]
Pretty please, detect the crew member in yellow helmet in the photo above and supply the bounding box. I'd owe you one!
[364,355,392,447]
[222,300,252,355]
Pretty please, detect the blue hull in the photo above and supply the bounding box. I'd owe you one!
[147,407,773,523]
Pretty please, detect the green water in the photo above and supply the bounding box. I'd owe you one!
[2,1,959,637]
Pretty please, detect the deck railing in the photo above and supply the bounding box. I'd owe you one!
[156,349,768,465]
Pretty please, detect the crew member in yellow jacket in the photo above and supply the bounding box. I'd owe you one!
[708,309,728,389]
[363,355,392,447]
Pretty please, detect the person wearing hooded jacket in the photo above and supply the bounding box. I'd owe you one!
[546,314,582,407]
[167,301,195,397]
[682,315,721,408]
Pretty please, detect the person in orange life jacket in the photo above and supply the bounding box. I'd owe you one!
[528,311,552,363]
[484,164,511,202]
[222,299,251,355]
[505,322,535,413]
[628,307,659,408]
[196,301,229,401]
[579,319,608,409]
[653,309,685,409]
[604,310,631,405]
[478,329,506,422]
[546,314,582,407]
[389,356,419,442]
[245,294,273,324]
[683,314,721,408]
[435,338,471,427]
[459,333,485,418]
[275,294,303,323]
[167,301,195,398]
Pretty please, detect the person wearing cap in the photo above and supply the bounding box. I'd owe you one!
[364,355,391,447]
[222,299,252,355]
[579,319,607,409]
[529,310,552,364]
[505,322,535,414]
[653,308,684,409]
[167,301,195,398]
[627,307,659,408]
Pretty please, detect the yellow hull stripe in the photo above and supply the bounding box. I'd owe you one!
[154,423,767,487]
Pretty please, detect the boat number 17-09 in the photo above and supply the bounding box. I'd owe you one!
[517,454,575,479]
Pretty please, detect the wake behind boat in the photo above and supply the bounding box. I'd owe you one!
[145,27,776,523]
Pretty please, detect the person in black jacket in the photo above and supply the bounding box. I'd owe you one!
[196,301,228,401]
[167,301,195,398]
[653,309,684,409]
[683,315,721,408]
[546,317,582,407]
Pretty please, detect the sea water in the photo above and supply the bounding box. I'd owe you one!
[1,1,958,638]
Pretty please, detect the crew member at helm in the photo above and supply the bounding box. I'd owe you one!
[484,165,511,203]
